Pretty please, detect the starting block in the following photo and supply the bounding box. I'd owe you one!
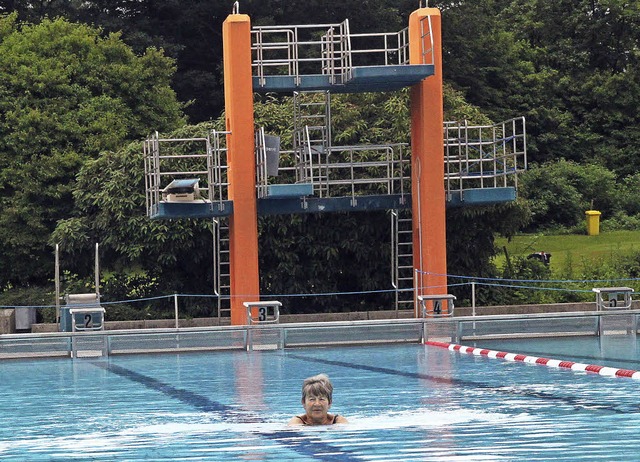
[243,301,281,324]
[592,287,634,310]
[418,294,456,317]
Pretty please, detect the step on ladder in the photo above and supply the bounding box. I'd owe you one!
[293,91,331,196]
[391,209,414,311]
[213,217,231,318]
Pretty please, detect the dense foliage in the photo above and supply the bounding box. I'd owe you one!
[0,14,184,287]
[2,1,640,314]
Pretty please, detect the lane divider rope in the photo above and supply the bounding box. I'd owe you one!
[425,340,640,380]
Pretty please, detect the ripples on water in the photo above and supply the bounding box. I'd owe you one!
[0,343,639,461]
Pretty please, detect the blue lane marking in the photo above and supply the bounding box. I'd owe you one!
[286,353,639,414]
[93,362,363,461]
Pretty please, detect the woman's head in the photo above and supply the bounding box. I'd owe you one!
[301,373,333,404]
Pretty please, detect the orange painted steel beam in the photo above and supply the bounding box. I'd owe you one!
[223,14,260,325]
[409,9,448,316]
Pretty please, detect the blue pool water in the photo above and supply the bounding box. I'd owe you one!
[471,334,640,370]
[1,342,640,461]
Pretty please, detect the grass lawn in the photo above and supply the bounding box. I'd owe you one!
[494,230,640,271]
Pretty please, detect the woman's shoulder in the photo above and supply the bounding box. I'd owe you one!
[288,415,307,426]
[332,414,349,424]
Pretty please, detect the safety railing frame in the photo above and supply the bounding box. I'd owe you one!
[295,139,409,201]
[251,19,434,87]
[143,130,231,218]
[444,117,527,195]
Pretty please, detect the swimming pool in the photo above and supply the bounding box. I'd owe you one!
[1,342,639,461]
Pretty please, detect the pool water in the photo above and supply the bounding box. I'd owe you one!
[1,342,639,461]
[471,334,640,370]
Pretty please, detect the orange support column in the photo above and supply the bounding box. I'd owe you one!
[223,14,260,325]
[409,8,448,316]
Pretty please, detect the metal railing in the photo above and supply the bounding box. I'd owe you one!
[262,118,527,204]
[297,141,410,200]
[143,130,230,218]
[255,127,269,198]
[2,310,639,360]
[444,117,527,194]
[251,18,434,86]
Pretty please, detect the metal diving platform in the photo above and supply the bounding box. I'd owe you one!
[251,18,435,93]
[143,116,526,219]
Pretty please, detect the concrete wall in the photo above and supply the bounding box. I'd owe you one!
[30,309,415,333]
[0,309,15,334]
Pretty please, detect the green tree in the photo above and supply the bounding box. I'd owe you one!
[2,0,423,122]
[51,123,220,316]
[0,15,184,287]
[441,0,640,177]
[500,0,640,173]
[519,159,617,230]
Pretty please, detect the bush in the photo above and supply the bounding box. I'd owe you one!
[0,285,56,323]
[520,160,618,231]
[601,212,640,232]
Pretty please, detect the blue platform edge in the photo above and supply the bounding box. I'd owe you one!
[258,194,410,215]
[148,188,516,219]
[266,183,314,198]
[150,200,233,219]
[447,187,516,207]
[253,65,435,93]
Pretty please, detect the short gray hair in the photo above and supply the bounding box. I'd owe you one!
[301,373,333,403]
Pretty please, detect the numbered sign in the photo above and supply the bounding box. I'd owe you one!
[418,294,456,317]
[69,307,105,331]
[243,301,282,324]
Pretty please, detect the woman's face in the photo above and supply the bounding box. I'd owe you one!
[302,394,331,424]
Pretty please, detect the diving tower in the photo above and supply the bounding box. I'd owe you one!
[143,5,527,324]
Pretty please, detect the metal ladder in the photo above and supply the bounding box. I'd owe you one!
[213,217,231,318]
[293,91,331,196]
[391,209,414,311]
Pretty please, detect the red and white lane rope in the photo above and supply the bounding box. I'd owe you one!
[426,340,640,380]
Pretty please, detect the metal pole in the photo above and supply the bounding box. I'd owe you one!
[174,294,179,329]
[471,281,476,316]
[472,280,476,334]
[413,269,418,317]
[55,244,60,330]
[95,243,100,298]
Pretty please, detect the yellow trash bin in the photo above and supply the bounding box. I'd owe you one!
[585,210,601,236]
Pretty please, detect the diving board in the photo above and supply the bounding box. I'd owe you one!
[252,65,434,93]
